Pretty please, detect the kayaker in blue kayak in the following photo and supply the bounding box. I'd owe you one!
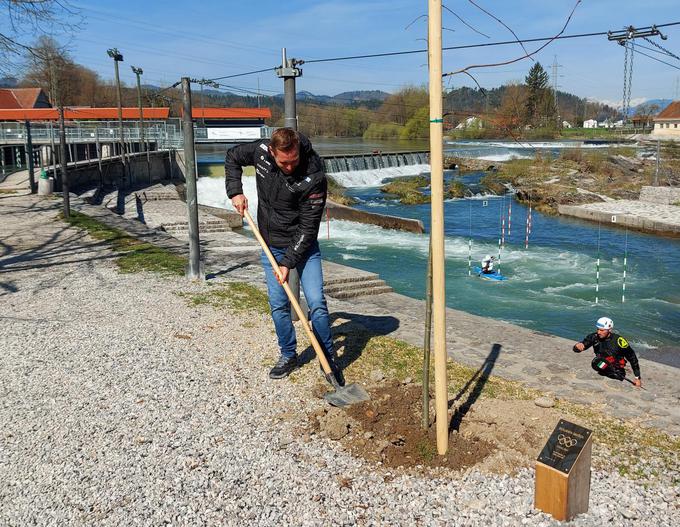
[481,254,495,274]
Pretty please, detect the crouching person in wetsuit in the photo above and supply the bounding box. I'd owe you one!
[572,317,642,388]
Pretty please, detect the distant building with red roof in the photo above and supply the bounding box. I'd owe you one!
[653,101,680,137]
[180,106,272,141]
[0,88,51,109]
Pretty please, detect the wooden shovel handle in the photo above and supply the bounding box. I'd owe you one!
[243,210,333,375]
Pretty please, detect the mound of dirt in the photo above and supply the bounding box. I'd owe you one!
[308,380,570,475]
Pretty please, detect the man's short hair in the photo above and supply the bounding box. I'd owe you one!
[270,128,299,153]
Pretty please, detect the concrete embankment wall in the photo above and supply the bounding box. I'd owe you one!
[325,200,425,233]
[48,150,183,191]
[558,204,680,236]
[639,186,680,205]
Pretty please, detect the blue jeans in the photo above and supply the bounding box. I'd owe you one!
[261,241,334,361]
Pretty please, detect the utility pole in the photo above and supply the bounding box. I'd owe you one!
[551,55,562,128]
[107,48,127,188]
[276,48,305,320]
[428,0,448,456]
[181,77,203,280]
[132,65,151,183]
[25,120,36,193]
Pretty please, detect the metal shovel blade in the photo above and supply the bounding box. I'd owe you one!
[324,383,370,407]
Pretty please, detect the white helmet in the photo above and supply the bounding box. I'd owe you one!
[483,254,491,261]
[596,317,614,330]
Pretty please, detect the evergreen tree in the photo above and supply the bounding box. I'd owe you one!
[524,62,549,126]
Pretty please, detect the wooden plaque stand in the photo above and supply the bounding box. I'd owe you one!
[534,420,593,521]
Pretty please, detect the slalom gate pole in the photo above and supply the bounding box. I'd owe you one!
[622,227,628,303]
[595,221,601,304]
[507,199,512,237]
[501,217,506,247]
[326,207,330,240]
[468,199,472,276]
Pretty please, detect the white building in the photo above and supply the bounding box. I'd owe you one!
[562,121,572,128]
[583,119,597,128]
[652,101,680,137]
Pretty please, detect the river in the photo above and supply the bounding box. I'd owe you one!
[196,138,680,361]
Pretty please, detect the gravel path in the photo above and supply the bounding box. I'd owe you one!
[1,194,678,526]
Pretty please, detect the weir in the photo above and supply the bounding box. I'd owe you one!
[321,150,429,173]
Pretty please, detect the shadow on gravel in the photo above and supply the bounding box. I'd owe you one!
[448,343,502,433]
[298,311,400,371]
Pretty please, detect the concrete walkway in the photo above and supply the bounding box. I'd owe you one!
[560,199,680,236]
[3,192,679,436]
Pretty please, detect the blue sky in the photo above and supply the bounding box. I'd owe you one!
[58,1,680,105]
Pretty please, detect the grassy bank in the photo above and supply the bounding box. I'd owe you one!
[61,211,186,275]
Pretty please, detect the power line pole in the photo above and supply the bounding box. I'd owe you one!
[107,48,127,188]
[181,77,203,280]
[276,48,305,321]
[551,55,562,128]
[132,65,151,184]
[428,0,448,456]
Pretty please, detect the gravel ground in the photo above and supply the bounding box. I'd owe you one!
[1,195,678,526]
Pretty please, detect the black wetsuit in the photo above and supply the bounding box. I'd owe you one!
[573,332,641,381]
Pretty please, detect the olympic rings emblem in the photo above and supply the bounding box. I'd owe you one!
[557,434,577,448]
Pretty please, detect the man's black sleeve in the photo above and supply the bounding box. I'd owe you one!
[225,141,258,198]
[621,340,641,378]
[574,332,597,352]
[278,171,327,270]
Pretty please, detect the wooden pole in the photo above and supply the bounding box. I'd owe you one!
[428,0,448,455]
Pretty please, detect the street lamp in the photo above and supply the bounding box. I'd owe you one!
[107,48,127,188]
[131,65,150,182]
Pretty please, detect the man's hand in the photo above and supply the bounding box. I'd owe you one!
[277,266,289,285]
[633,378,642,388]
[574,342,585,352]
[231,194,248,216]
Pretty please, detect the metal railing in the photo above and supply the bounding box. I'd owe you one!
[0,121,273,149]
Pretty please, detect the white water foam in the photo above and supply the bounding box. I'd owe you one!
[477,153,532,162]
[197,176,259,221]
[328,164,431,188]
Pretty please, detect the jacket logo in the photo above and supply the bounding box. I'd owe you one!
[259,143,268,151]
[617,337,629,348]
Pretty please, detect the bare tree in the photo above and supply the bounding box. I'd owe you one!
[0,0,80,76]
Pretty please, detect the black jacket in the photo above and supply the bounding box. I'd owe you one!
[574,332,641,378]
[224,134,327,269]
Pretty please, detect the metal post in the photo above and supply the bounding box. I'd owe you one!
[49,121,57,177]
[108,48,127,187]
[276,48,305,320]
[655,140,660,186]
[25,120,36,193]
[95,127,103,188]
[428,0,448,455]
[58,105,70,218]
[181,77,202,280]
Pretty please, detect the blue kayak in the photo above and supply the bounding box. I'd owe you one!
[473,266,507,281]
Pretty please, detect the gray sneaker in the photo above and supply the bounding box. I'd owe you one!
[269,356,297,379]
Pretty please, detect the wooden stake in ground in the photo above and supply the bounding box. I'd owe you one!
[428,0,448,455]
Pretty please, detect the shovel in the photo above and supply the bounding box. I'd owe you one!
[243,209,370,407]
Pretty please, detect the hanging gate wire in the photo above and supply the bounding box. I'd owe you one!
[622,227,628,303]
[468,198,472,276]
[595,220,601,304]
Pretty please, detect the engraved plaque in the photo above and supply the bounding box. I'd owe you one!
[537,419,592,474]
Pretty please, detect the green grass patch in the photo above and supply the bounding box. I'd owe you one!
[337,332,537,401]
[198,164,255,178]
[61,211,186,275]
[178,282,270,315]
